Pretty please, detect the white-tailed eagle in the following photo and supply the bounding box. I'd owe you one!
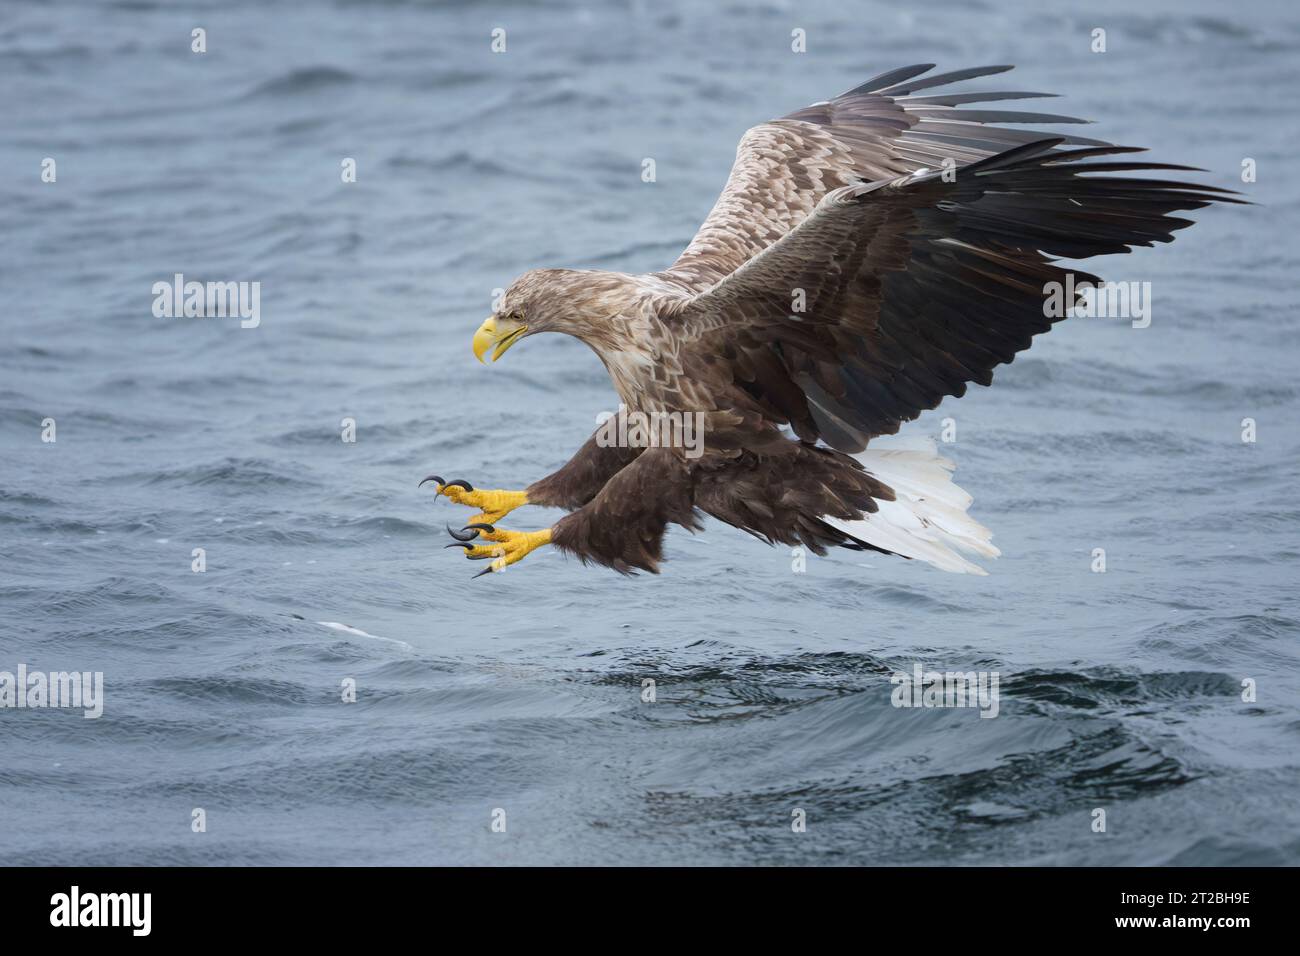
[425,64,1240,576]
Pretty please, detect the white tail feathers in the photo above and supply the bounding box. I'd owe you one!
[825,435,1000,575]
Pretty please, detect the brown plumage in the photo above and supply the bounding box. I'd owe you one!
[445,64,1241,576]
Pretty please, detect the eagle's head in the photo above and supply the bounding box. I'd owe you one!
[472,268,634,363]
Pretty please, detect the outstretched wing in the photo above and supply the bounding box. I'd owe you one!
[666,139,1242,451]
[664,64,1106,290]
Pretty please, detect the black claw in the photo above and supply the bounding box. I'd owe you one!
[462,522,496,535]
[472,566,497,579]
[419,474,445,489]
[447,523,479,542]
[441,479,474,493]
[444,542,473,551]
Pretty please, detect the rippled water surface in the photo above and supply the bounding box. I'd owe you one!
[2,0,1298,865]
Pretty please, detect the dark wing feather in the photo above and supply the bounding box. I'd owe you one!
[666,140,1243,451]
[664,64,1100,290]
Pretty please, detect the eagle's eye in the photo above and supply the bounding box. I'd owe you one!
[509,309,525,323]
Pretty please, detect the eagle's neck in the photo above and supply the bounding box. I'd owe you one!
[548,271,684,412]
[581,313,660,411]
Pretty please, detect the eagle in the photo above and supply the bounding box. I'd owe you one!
[425,63,1239,577]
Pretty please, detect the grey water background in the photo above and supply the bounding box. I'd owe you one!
[1,0,1297,866]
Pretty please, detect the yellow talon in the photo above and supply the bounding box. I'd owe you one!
[437,485,529,524]
[460,527,552,575]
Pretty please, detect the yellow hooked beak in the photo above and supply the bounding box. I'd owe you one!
[471,316,527,363]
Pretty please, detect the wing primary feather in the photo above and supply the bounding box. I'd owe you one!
[905,109,1091,125]
[840,63,936,97]
[874,64,1015,95]
[897,91,1058,106]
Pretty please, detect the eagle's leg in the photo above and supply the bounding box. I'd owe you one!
[549,447,699,574]
[423,430,639,527]
[448,524,552,577]
[524,430,642,509]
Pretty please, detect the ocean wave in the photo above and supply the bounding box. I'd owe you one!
[242,66,358,98]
